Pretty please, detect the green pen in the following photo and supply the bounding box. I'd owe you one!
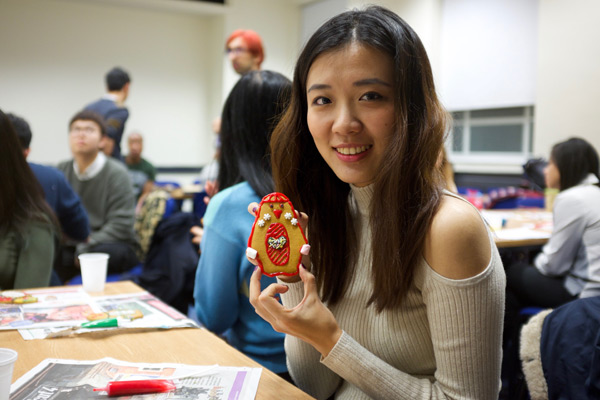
[81,317,120,329]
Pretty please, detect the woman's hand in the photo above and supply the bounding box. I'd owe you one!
[249,264,342,357]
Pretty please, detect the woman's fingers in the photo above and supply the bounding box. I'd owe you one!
[247,202,260,216]
[245,247,259,266]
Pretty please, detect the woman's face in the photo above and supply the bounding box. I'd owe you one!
[544,158,561,189]
[306,43,395,187]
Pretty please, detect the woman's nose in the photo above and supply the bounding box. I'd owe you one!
[332,105,361,135]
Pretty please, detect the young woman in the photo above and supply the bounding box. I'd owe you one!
[193,71,292,377]
[0,108,58,289]
[507,137,600,310]
[246,6,505,399]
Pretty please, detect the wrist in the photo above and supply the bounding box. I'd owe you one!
[313,326,343,358]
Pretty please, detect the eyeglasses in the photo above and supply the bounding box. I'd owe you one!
[70,126,98,135]
[225,47,249,56]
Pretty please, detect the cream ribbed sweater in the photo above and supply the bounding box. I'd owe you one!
[279,185,505,399]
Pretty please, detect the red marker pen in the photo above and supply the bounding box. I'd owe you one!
[94,380,176,396]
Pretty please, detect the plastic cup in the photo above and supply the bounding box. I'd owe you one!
[78,253,109,292]
[0,348,17,400]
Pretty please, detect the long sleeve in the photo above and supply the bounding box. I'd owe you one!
[279,280,342,399]
[535,192,586,277]
[54,171,90,241]
[86,163,136,246]
[13,220,55,289]
[194,226,243,333]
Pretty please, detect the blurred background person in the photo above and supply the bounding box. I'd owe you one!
[193,70,292,380]
[8,112,90,243]
[0,108,58,290]
[84,66,131,160]
[125,131,156,204]
[225,29,264,75]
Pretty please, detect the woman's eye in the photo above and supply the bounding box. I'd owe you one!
[312,96,331,106]
[360,92,383,101]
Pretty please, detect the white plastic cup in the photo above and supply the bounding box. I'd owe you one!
[78,253,109,292]
[0,348,17,400]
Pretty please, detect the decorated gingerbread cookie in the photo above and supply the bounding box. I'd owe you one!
[248,192,308,277]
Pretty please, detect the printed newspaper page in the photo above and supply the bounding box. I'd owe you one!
[10,358,261,400]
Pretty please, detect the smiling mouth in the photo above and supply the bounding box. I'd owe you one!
[335,145,372,155]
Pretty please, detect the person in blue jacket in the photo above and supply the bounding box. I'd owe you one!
[193,70,292,379]
[8,113,90,242]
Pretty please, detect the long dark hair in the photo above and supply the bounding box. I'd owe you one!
[551,137,600,191]
[270,6,449,311]
[217,70,292,197]
[0,109,58,234]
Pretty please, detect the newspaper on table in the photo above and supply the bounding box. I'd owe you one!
[0,287,198,339]
[10,357,261,400]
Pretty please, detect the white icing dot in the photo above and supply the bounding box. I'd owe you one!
[284,212,293,220]
[263,213,271,221]
[291,218,298,226]
[257,219,265,227]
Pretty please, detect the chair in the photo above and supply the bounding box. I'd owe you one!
[520,297,600,399]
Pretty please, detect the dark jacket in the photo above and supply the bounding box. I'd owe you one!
[137,212,199,313]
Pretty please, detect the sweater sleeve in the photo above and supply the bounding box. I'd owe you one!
[194,225,242,333]
[535,193,586,276]
[55,171,90,241]
[87,165,136,246]
[319,252,505,400]
[279,279,342,400]
[14,220,55,289]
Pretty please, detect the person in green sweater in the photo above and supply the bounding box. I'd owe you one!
[124,132,156,203]
[56,110,139,283]
[0,108,58,290]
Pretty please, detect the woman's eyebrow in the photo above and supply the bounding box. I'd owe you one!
[354,78,391,87]
[307,83,331,93]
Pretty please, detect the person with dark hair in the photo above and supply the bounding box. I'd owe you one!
[0,109,58,289]
[503,137,600,395]
[245,6,505,399]
[506,137,600,305]
[7,113,89,242]
[193,70,292,378]
[57,110,139,283]
[225,29,264,75]
[84,66,131,160]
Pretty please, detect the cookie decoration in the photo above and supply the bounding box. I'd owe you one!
[248,192,308,277]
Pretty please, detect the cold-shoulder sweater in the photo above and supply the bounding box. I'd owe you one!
[279,185,505,399]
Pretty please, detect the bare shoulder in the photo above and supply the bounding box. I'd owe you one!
[423,195,491,280]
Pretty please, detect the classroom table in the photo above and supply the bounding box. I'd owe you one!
[481,208,553,248]
[3,281,314,400]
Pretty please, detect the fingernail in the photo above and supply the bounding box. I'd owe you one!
[300,244,311,255]
[254,266,259,272]
[300,263,307,270]
[246,247,258,259]
[252,206,257,213]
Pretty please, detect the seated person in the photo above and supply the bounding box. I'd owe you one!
[8,112,90,242]
[504,137,600,395]
[124,132,156,202]
[57,110,139,282]
[0,109,58,289]
[194,71,292,378]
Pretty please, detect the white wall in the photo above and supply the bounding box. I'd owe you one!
[534,0,600,157]
[438,0,538,111]
[0,0,216,167]
[0,0,303,170]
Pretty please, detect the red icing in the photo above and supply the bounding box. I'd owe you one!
[265,223,290,265]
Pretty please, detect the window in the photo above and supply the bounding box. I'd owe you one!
[448,106,534,171]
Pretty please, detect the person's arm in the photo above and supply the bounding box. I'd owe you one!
[322,198,503,399]
[87,167,136,246]
[534,193,586,276]
[13,220,55,289]
[194,225,242,333]
[55,171,90,241]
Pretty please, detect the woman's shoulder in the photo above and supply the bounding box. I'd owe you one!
[423,194,491,280]
[203,182,259,227]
